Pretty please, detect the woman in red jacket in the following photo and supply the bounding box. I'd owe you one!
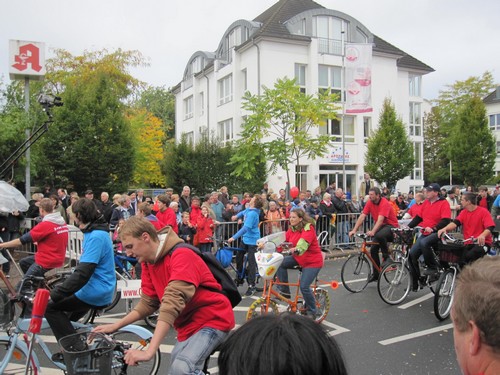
[197,205,216,253]
[276,208,324,319]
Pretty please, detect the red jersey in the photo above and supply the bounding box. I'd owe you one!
[418,198,451,229]
[407,203,423,218]
[30,218,68,269]
[196,215,214,244]
[141,247,235,341]
[455,206,495,245]
[156,208,179,233]
[286,224,324,268]
[362,197,399,228]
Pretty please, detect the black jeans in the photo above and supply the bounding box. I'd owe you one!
[45,295,95,345]
[370,225,394,275]
[235,241,257,285]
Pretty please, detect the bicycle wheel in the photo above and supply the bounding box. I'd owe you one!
[144,310,158,328]
[110,330,160,375]
[104,279,121,312]
[377,261,411,305]
[313,288,330,323]
[340,254,371,293]
[434,268,456,321]
[246,298,280,320]
[0,339,36,374]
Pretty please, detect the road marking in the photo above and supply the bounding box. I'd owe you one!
[321,320,351,336]
[398,292,434,309]
[378,323,454,345]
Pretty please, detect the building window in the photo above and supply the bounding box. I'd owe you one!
[318,65,342,100]
[411,142,423,180]
[496,141,500,154]
[218,75,233,105]
[319,116,354,142]
[184,131,194,146]
[363,117,372,143]
[218,118,233,142]
[409,102,422,136]
[198,92,204,116]
[409,74,422,97]
[242,69,247,92]
[489,114,500,130]
[313,16,345,55]
[295,64,306,93]
[184,96,193,119]
[295,165,308,192]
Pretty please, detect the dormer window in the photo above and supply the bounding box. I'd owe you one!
[313,16,346,55]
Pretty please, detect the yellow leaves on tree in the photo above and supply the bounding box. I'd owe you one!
[128,109,165,185]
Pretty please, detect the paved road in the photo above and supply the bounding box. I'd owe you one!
[14,255,461,374]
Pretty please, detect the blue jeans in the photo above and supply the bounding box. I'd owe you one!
[409,233,440,284]
[169,327,228,375]
[18,256,50,293]
[336,219,350,245]
[276,256,321,314]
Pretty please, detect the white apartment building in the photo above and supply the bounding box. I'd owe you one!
[173,0,434,196]
[484,87,500,176]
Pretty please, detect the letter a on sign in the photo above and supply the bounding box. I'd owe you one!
[9,40,46,80]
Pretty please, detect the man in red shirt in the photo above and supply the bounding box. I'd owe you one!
[438,193,495,263]
[0,198,68,284]
[94,216,235,373]
[451,257,500,375]
[408,183,451,290]
[155,194,178,233]
[349,187,399,282]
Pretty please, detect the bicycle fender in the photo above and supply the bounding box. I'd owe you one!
[118,324,153,339]
[0,335,41,369]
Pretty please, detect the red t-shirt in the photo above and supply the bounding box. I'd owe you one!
[141,247,235,341]
[456,206,495,245]
[286,224,324,268]
[156,208,179,233]
[418,198,451,229]
[407,203,423,218]
[30,221,68,268]
[362,197,399,228]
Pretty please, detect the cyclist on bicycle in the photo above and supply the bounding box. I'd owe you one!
[407,183,451,291]
[437,192,495,263]
[275,208,323,319]
[348,187,398,282]
[46,198,115,360]
[94,216,235,373]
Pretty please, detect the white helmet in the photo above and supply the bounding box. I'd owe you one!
[255,252,284,280]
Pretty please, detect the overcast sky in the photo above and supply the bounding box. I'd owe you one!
[1,0,499,100]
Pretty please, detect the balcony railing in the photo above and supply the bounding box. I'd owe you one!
[317,38,343,56]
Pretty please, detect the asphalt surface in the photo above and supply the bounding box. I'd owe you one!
[2,251,461,374]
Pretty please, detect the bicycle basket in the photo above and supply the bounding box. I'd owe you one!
[215,248,233,268]
[437,242,465,264]
[59,331,115,375]
[0,288,13,329]
[255,252,284,280]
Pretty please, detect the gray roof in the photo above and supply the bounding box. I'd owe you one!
[483,87,500,104]
[251,0,434,72]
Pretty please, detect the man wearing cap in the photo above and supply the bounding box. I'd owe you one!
[407,183,452,291]
[85,189,103,212]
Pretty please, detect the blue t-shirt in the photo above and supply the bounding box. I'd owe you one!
[493,195,500,208]
[233,208,261,245]
[75,229,115,306]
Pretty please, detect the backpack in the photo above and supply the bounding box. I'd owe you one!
[170,243,242,308]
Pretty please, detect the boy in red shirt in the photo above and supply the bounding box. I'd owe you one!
[0,198,68,288]
[94,216,234,373]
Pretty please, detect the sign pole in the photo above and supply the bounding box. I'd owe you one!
[24,77,30,199]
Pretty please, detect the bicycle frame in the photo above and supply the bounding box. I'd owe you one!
[358,237,382,274]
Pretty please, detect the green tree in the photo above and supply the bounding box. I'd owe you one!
[36,49,146,193]
[429,72,496,184]
[365,98,415,190]
[135,85,175,140]
[164,133,266,197]
[230,77,340,187]
[423,107,449,184]
[448,96,495,187]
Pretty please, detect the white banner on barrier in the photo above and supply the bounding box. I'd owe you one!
[118,279,142,299]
